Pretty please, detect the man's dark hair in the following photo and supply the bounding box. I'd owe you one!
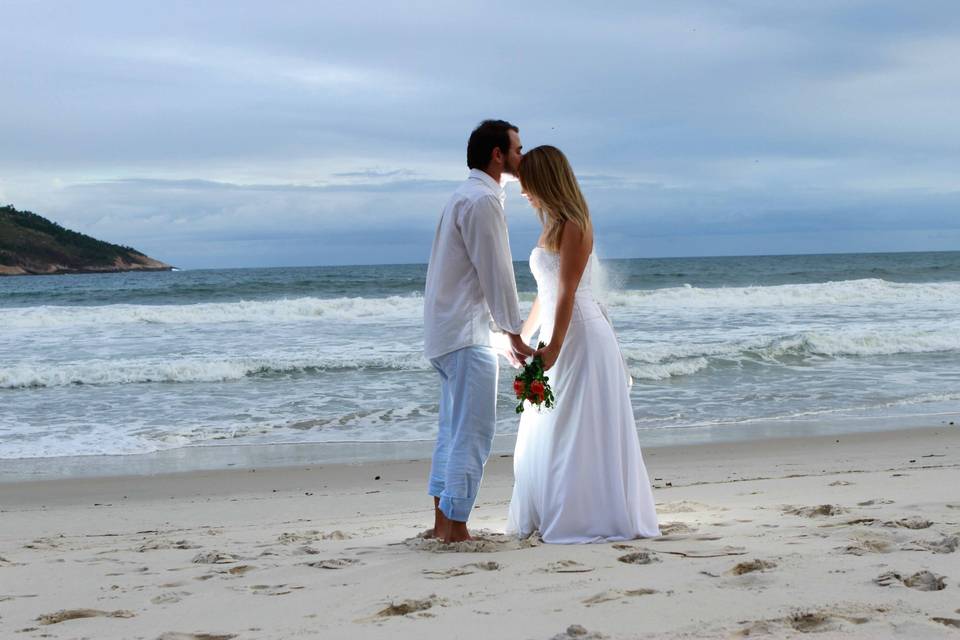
[467,119,518,170]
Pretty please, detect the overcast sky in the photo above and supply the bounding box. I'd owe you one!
[2,1,958,268]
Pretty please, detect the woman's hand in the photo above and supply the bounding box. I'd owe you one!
[537,343,561,371]
[509,332,536,366]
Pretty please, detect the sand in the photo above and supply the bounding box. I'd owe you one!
[1,425,959,639]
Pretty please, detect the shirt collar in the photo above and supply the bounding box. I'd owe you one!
[468,168,504,195]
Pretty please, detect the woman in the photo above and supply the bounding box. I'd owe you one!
[506,145,660,543]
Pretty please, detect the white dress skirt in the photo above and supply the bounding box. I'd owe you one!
[506,248,660,543]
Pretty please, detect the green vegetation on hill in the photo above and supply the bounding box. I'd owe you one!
[0,204,171,275]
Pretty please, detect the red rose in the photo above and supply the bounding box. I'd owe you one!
[513,378,526,398]
[529,380,545,402]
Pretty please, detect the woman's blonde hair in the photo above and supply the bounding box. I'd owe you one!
[519,145,591,252]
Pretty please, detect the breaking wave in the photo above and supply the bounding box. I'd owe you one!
[605,278,960,310]
[0,353,432,389]
[0,295,426,329]
[624,325,960,380]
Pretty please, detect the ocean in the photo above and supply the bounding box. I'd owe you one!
[2,251,959,464]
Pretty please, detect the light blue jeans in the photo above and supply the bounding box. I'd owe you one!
[428,346,499,522]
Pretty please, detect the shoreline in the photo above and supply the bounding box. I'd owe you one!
[1,412,956,483]
[1,425,957,638]
[1,425,955,503]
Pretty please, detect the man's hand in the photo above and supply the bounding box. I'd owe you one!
[508,333,535,365]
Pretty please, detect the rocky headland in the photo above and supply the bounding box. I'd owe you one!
[0,204,173,276]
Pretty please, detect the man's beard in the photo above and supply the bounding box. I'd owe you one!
[504,153,520,177]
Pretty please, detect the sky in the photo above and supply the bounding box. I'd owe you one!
[1,1,958,269]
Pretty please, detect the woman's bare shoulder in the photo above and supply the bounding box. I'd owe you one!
[560,220,592,253]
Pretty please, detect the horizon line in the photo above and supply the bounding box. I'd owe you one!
[171,248,960,272]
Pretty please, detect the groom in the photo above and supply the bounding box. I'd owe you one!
[423,119,534,543]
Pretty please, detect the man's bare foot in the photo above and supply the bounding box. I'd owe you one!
[443,520,472,543]
[424,497,448,539]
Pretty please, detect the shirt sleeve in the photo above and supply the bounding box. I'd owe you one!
[459,194,524,335]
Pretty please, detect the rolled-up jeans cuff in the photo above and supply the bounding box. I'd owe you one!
[427,480,445,497]
[439,495,475,522]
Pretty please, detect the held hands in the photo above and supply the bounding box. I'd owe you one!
[536,342,560,371]
[508,333,536,368]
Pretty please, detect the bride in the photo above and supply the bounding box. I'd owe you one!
[506,145,660,544]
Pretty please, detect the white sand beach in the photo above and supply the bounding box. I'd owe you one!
[1,425,959,639]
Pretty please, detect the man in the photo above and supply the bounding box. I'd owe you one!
[423,119,534,543]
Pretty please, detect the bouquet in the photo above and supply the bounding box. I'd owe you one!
[513,342,555,414]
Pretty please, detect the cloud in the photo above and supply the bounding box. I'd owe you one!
[331,168,419,180]
[1,1,958,267]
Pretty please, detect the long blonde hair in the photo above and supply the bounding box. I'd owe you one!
[518,145,591,252]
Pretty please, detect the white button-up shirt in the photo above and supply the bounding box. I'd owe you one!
[423,169,524,359]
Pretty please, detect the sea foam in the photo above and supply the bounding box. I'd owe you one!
[4,279,958,331]
[0,294,426,329]
[0,353,433,389]
[605,278,960,310]
[622,324,960,380]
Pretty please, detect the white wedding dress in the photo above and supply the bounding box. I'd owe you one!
[506,248,660,543]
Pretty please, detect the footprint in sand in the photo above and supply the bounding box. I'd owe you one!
[728,559,777,575]
[736,609,869,636]
[304,558,362,570]
[246,584,305,596]
[372,594,445,618]
[783,504,847,517]
[137,539,200,552]
[933,618,960,629]
[828,480,854,486]
[658,522,697,535]
[582,588,656,606]
[838,537,894,555]
[291,545,321,556]
[422,561,501,579]
[222,564,256,576]
[549,624,608,639]
[857,498,895,506]
[784,610,869,633]
[733,620,777,636]
[191,551,240,564]
[540,560,594,573]
[23,537,62,550]
[156,634,237,640]
[908,534,959,554]
[884,517,933,530]
[657,501,711,514]
[37,609,135,625]
[151,591,191,604]
[277,530,352,544]
[617,551,660,565]
[874,570,946,591]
